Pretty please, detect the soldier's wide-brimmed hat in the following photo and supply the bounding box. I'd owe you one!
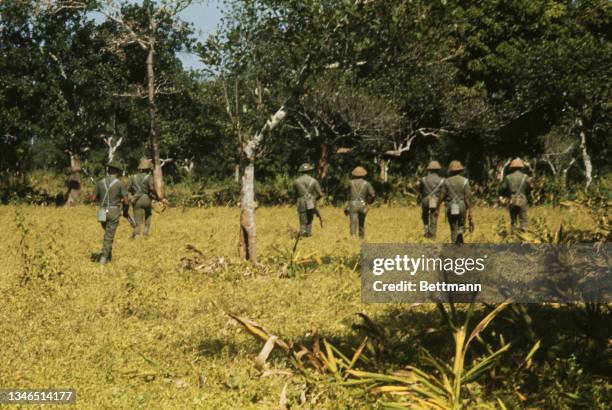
[448,160,464,172]
[351,166,367,177]
[427,160,442,170]
[107,160,124,172]
[138,158,153,170]
[299,163,314,173]
[509,158,524,169]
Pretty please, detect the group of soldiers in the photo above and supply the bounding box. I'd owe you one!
[92,159,156,265]
[92,157,532,264]
[293,158,532,243]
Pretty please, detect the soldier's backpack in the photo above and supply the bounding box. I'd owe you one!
[97,177,119,222]
[446,178,467,216]
[423,177,445,209]
[509,175,527,207]
[131,173,150,204]
[303,178,316,210]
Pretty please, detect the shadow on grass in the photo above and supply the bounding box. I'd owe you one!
[203,302,610,376]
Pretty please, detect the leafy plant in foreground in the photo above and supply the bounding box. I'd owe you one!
[347,302,540,410]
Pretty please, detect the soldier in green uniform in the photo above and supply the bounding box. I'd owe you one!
[438,160,472,244]
[419,161,444,239]
[129,158,156,239]
[345,166,376,239]
[500,158,532,233]
[92,161,129,265]
[293,163,322,237]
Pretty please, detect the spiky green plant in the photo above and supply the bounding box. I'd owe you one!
[347,302,540,410]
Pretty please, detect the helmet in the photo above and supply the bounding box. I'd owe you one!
[138,158,153,170]
[427,160,442,170]
[509,158,524,169]
[298,163,314,173]
[107,160,124,172]
[448,160,464,172]
[351,166,367,177]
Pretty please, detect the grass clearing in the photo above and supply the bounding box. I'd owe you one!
[0,205,600,409]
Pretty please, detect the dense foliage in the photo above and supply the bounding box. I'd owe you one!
[0,0,609,200]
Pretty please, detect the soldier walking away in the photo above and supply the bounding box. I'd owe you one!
[293,163,322,237]
[345,166,376,239]
[500,158,532,233]
[92,161,129,265]
[419,161,444,239]
[129,158,156,239]
[438,160,472,244]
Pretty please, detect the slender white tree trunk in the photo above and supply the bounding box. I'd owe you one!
[577,119,593,188]
[103,136,123,163]
[147,44,165,200]
[65,153,81,207]
[234,164,240,183]
[498,158,512,181]
[239,106,288,262]
[379,158,389,182]
[239,161,257,261]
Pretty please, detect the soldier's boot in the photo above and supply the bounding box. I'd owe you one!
[430,213,438,239]
[511,221,519,234]
[455,227,464,244]
[143,210,152,237]
[423,225,429,238]
[305,224,313,237]
[99,256,108,265]
[519,208,528,232]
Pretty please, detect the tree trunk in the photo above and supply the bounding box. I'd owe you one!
[577,119,593,188]
[239,160,257,262]
[236,57,309,262]
[147,44,165,200]
[239,105,289,262]
[379,158,388,182]
[234,163,240,182]
[183,159,195,175]
[65,153,81,207]
[498,158,512,181]
[317,142,330,184]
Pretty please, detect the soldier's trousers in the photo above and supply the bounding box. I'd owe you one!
[421,205,438,238]
[133,195,152,237]
[349,212,366,239]
[298,209,314,236]
[509,205,528,233]
[447,211,466,244]
[100,208,120,260]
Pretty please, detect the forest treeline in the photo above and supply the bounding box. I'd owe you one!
[1,0,610,202]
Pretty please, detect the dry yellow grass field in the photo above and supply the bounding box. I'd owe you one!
[0,205,597,409]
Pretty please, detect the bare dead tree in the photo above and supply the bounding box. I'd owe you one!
[576,118,593,188]
[91,0,193,200]
[102,135,123,163]
[232,60,311,263]
[180,158,195,175]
